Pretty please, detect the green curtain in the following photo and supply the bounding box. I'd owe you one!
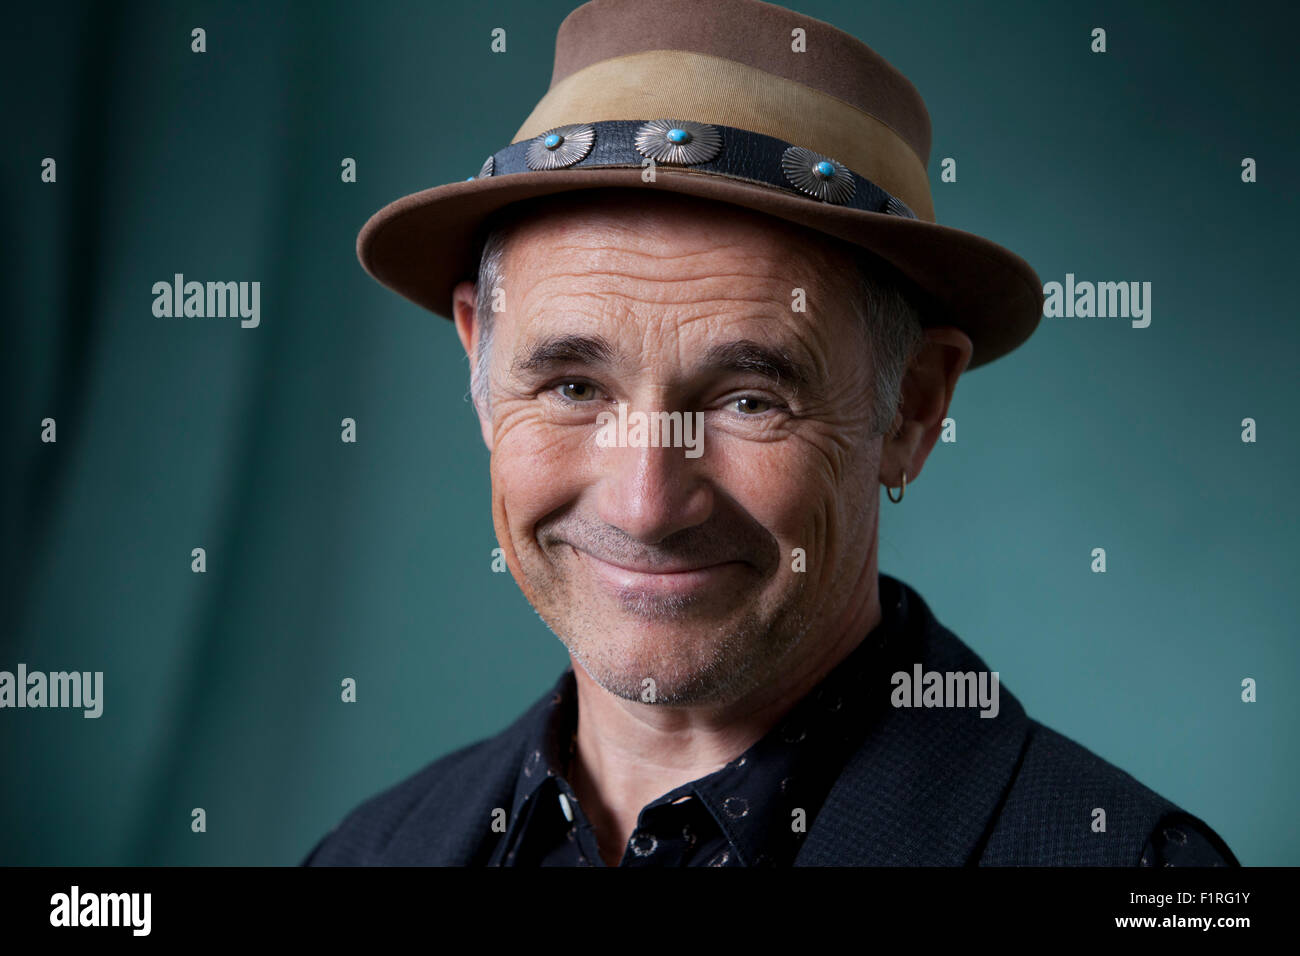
[2,0,1295,865]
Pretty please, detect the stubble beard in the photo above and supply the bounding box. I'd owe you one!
[522,568,815,707]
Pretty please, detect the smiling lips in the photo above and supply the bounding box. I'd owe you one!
[571,546,745,597]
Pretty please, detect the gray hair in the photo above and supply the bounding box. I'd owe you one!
[471,231,506,417]
[469,217,925,438]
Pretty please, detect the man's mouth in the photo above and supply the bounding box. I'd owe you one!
[568,545,746,597]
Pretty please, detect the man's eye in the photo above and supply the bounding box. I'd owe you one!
[556,382,599,402]
[734,396,772,415]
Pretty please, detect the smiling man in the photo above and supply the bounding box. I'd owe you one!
[457,191,938,865]
[303,0,1237,867]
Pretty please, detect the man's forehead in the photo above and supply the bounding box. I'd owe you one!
[510,233,813,303]
[516,268,799,333]
[502,262,835,369]
[499,191,851,285]
[491,193,857,345]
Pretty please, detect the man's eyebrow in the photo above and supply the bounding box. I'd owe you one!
[510,333,818,393]
[701,340,816,391]
[511,334,617,375]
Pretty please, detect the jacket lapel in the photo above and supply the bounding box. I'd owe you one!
[796,584,1031,865]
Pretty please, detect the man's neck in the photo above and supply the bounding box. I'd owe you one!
[566,574,882,866]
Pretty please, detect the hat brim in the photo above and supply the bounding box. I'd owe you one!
[356,166,1042,371]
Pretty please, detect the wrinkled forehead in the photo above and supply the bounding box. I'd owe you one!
[489,191,861,351]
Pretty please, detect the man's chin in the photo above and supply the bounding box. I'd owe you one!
[534,604,774,704]
[605,588,708,621]
[567,639,758,705]
[517,563,808,703]
[550,587,753,637]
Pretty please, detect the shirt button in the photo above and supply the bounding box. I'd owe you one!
[558,792,574,822]
[629,831,659,857]
[723,795,750,818]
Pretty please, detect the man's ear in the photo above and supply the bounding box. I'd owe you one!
[452,279,494,452]
[879,326,972,491]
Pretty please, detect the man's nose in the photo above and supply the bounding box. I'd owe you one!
[593,435,712,546]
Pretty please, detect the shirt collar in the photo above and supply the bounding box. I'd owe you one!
[505,673,577,835]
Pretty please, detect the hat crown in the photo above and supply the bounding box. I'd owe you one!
[548,0,931,164]
[513,0,935,221]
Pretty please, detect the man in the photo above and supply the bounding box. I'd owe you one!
[304,0,1236,866]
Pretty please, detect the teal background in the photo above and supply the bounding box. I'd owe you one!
[2,0,1295,865]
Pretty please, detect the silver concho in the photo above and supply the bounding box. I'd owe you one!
[476,154,494,179]
[525,123,596,170]
[780,145,856,204]
[633,119,722,165]
[884,195,917,219]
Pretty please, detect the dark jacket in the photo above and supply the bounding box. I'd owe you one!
[303,576,1237,866]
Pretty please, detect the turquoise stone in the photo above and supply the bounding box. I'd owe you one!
[544,133,563,149]
[814,160,835,179]
[666,128,691,144]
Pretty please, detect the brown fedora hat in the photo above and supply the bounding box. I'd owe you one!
[357,0,1043,371]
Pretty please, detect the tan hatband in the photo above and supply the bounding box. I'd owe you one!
[510,50,935,223]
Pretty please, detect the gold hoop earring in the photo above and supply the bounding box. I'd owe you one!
[887,469,907,503]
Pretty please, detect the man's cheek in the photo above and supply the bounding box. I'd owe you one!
[493,403,592,459]
[492,423,591,535]
[715,435,838,517]
[706,441,826,579]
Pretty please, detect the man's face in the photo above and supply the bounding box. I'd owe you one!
[470,192,884,706]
